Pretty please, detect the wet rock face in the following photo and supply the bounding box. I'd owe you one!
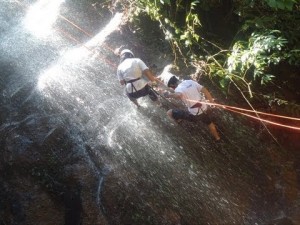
[1,1,300,225]
[267,217,295,225]
[0,1,112,223]
[0,113,108,225]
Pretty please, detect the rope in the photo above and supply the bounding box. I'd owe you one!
[195,101,300,121]
[225,107,300,131]
[150,86,180,108]
[188,99,300,131]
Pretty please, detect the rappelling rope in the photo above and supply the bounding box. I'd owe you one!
[225,107,300,131]
[187,100,300,121]
[149,86,181,109]
[184,99,300,131]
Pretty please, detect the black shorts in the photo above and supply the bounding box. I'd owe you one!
[171,109,212,125]
[127,85,158,101]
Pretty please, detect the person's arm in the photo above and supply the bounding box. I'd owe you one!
[201,87,214,103]
[138,59,160,85]
[164,91,182,100]
[143,69,157,82]
[117,69,125,86]
[144,69,165,88]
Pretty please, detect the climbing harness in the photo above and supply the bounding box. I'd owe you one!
[190,102,203,115]
[125,77,141,93]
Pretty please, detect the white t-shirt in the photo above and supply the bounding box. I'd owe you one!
[117,58,148,93]
[175,80,208,115]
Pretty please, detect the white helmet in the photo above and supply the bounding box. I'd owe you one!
[159,64,179,86]
[160,71,177,86]
[120,49,134,57]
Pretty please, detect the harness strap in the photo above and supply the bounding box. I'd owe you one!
[125,77,141,93]
[126,77,141,83]
[190,102,202,108]
[190,102,203,115]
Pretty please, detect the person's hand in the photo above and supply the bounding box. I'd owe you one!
[163,91,170,98]
[209,99,216,108]
[151,81,158,87]
[148,81,158,87]
[114,45,124,55]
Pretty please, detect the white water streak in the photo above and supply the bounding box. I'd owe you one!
[24,0,64,38]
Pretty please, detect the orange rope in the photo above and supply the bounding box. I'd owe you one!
[58,14,93,38]
[176,99,300,130]
[192,100,300,121]
[58,14,115,53]
[225,107,300,131]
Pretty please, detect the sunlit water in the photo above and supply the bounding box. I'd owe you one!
[1,0,295,224]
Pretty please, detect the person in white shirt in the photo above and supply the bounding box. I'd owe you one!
[159,66,221,141]
[117,49,159,107]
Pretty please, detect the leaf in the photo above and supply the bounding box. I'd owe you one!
[180,34,187,40]
[219,79,226,88]
[261,74,275,85]
[266,0,277,8]
[185,39,192,46]
[216,70,224,77]
[193,34,200,42]
[191,0,200,7]
[265,0,296,10]
[160,0,170,5]
[219,78,230,88]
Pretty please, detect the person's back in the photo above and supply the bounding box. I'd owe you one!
[117,57,148,94]
[175,80,208,114]
[116,49,159,107]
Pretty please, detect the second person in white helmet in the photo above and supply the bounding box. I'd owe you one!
[159,65,221,141]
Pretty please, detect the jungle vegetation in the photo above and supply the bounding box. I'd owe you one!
[109,0,300,112]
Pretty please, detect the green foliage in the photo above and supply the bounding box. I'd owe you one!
[129,0,202,51]
[182,1,201,45]
[227,30,288,85]
[239,3,300,47]
[285,49,300,65]
[264,0,297,10]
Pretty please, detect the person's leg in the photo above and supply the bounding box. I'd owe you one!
[167,109,174,121]
[167,109,186,124]
[127,93,140,107]
[208,122,220,141]
[147,86,158,101]
[132,99,140,107]
[198,113,220,141]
